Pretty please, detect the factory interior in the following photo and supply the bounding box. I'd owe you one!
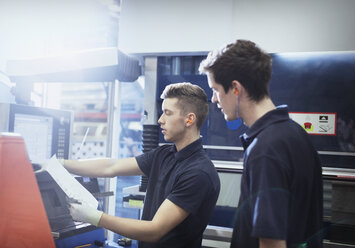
[0,0,355,247]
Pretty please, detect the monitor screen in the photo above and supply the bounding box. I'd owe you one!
[1,103,73,162]
[216,172,241,208]
[209,170,241,228]
[14,113,53,164]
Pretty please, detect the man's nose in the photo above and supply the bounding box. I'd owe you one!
[211,92,218,103]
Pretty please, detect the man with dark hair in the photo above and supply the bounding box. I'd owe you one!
[199,40,323,248]
[62,82,220,248]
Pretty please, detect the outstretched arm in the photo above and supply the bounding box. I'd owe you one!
[99,198,188,242]
[63,157,144,177]
[70,198,189,243]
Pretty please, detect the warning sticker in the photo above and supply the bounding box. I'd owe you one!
[289,112,337,136]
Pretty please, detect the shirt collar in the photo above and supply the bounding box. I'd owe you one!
[240,105,290,150]
[170,138,203,162]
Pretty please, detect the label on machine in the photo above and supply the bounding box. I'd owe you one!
[289,112,337,136]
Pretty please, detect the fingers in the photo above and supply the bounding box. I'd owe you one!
[68,203,103,226]
[69,203,84,222]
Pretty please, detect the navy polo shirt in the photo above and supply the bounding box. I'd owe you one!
[231,106,323,248]
[136,138,220,248]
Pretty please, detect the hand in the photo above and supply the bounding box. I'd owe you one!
[69,203,104,226]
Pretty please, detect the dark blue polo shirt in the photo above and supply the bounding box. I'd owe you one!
[231,106,323,248]
[136,138,220,248]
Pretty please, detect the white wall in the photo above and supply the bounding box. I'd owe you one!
[118,0,235,53]
[232,0,355,53]
[118,0,355,53]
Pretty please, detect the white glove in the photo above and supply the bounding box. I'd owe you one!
[69,203,104,226]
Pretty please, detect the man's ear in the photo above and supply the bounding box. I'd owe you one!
[186,113,196,126]
[232,80,244,97]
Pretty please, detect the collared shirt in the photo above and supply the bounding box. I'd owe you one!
[136,138,220,248]
[231,106,323,248]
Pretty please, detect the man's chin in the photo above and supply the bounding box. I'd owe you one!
[225,114,237,122]
[163,135,172,142]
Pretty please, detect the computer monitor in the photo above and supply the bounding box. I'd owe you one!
[209,168,242,228]
[0,103,72,163]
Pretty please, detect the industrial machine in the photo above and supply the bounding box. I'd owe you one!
[0,103,106,247]
[0,133,55,248]
[2,47,142,246]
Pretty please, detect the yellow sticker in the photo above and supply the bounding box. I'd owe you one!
[128,199,144,208]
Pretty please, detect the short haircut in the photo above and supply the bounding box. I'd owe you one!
[199,39,272,102]
[160,82,208,130]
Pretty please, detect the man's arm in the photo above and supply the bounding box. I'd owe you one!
[259,238,286,248]
[63,157,144,177]
[98,199,189,242]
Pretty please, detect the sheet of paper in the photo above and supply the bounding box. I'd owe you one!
[42,155,98,209]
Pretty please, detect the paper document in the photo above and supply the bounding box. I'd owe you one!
[42,155,98,209]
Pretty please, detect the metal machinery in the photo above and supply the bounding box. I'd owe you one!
[0,103,107,247]
[2,48,141,247]
[0,133,55,248]
[139,51,355,247]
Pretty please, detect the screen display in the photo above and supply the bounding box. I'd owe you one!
[14,113,53,164]
[216,172,241,208]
